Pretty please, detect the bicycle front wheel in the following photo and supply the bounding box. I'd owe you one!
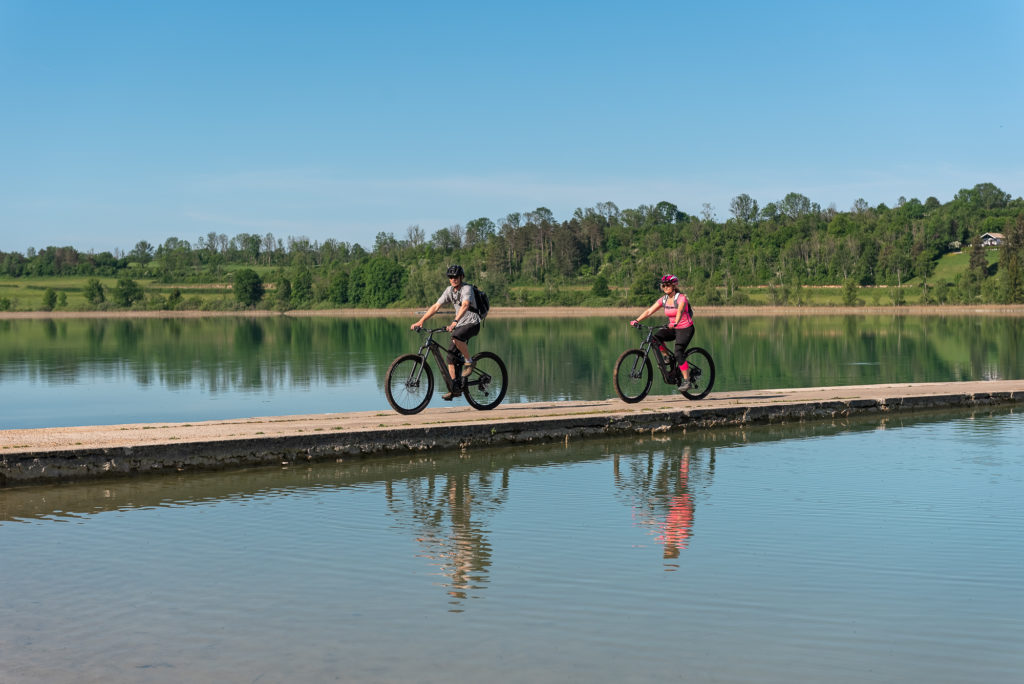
[613,349,653,403]
[463,351,508,410]
[385,354,434,414]
[681,347,715,400]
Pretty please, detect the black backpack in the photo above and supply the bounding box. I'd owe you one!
[469,284,490,321]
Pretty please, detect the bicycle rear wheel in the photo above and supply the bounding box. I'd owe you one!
[681,347,715,400]
[613,349,653,403]
[463,351,508,410]
[385,354,434,414]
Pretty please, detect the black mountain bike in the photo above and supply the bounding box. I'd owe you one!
[385,326,509,415]
[613,322,715,402]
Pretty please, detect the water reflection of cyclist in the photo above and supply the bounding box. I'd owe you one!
[630,274,695,393]
[384,466,510,609]
[411,264,481,401]
[613,443,708,567]
[660,448,694,559]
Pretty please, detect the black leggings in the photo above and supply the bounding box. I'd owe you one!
[654,325,694,366]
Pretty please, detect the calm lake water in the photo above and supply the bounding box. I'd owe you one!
[2,409,1022,683]
[1,314,1022,428]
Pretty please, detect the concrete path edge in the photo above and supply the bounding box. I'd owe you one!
[3,385,1022,485]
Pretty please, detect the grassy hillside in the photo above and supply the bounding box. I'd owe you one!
[904,249,1000,287]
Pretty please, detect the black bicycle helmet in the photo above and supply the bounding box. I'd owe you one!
[446,264,465,279]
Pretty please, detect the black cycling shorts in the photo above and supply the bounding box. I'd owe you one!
[447,322,481,364]
[451,322,480,343]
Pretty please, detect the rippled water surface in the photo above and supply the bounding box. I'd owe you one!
[3,410,1022,683]
[1,314,1021,428]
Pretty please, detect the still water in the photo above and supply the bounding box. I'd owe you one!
[1,314,1022,428]
[2,410,1022,683]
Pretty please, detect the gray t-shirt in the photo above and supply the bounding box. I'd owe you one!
[435,284,480,328]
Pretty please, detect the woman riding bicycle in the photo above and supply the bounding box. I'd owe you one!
[630,274,695,392]
[411,264,481,400]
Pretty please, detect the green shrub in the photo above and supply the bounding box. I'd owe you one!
[727,289,751,305]
[112,278,144,308]
[842,279,858,306]
[145,293,168,310]
[84,278,105,305]
[42,288,57,311]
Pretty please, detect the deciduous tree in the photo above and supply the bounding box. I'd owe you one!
[232,269,265,308]
[1000,216,1024,303]
[729,194,758,223]
[84,278,105,305]
[113,278,144,307]
[42,288,57,311]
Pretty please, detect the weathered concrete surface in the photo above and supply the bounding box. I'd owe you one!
[2,380,1022,485]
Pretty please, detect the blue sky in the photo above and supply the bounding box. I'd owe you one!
[2,0,1022,254]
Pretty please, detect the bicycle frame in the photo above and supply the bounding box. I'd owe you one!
[633,324,681,385]
[412,327,464,393]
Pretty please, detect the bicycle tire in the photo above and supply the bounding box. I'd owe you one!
[613,349,653,403]
[463,351,508,410]
[385,354,434,414]
[681,347,715,400]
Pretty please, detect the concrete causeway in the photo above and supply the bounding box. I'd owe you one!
[3,380,1022,485]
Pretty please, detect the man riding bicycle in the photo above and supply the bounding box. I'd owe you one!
[411,264,481,400]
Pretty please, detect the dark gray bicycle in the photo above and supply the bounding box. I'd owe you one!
[385,326,508,415]
[613,322,715,402]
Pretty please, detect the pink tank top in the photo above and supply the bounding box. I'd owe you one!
[662,293,693,329]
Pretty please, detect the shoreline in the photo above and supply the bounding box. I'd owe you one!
[2,304,1024,320]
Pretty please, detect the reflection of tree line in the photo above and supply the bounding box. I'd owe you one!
[0,317,415,391]
[0,315,1021,395]
[712,315,1023,390]
[613,441,716,567]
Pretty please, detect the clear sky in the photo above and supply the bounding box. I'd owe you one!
[2,0,1022,254]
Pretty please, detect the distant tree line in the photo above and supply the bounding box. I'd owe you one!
[2,182,1023,308]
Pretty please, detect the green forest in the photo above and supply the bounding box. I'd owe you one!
[1,182,1022,312]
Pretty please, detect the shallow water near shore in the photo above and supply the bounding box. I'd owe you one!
[2,313,1022,428]
[2,409,1022,683]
